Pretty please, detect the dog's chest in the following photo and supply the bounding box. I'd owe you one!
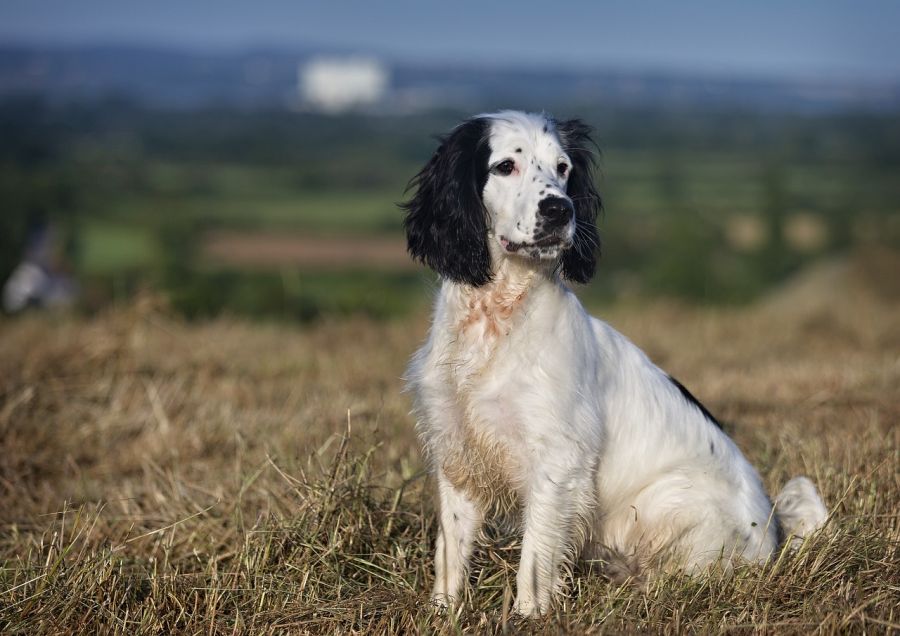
[441,388,527,517]
[437,313,535,515]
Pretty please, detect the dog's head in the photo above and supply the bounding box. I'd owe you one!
[402,111,601,286]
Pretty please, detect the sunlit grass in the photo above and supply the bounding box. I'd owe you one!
[1,265,897,633]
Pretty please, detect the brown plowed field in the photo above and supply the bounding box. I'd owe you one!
[202,230,414,269]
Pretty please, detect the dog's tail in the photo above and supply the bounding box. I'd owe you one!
[774,476,828,546]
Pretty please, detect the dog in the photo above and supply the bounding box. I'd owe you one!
[401,110,827,617]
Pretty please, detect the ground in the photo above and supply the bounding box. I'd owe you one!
[1,259,898,634]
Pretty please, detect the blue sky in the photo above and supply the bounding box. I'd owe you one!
[1,1,898,80]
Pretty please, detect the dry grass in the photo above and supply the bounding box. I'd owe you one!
[1,259,899,634]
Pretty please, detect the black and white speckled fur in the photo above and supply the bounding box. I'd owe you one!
[402,110,827,617]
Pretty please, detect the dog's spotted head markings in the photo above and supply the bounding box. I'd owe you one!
[401,111,602,287]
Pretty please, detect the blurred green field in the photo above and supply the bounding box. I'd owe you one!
[80,222,161,275]
[102,188,402,234]
[2,99,899,319]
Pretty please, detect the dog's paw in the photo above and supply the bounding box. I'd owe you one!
[430,591,452,611]
[513,595,545,618]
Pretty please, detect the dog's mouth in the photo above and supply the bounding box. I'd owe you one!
[499,235,570,258]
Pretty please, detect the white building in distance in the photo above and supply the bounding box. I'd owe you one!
[299,57,389,113]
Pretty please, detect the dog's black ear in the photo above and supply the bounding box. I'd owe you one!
[556,118,602,284]
[401,117,492,286]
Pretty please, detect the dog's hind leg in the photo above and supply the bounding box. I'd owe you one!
[431,472,483,608]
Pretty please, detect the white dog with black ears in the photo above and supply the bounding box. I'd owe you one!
[401,110,827,617]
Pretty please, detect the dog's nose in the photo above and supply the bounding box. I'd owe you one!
[537,197,574,228]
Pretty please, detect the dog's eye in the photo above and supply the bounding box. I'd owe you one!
[557,162,569,177]
[492,160,515,176]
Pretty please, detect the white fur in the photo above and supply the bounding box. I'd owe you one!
[405,111,827,617]
[483,111,575,258]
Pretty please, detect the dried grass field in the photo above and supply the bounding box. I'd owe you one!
[1,258,899,634]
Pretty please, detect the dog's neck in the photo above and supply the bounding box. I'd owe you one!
[445,257,556,340]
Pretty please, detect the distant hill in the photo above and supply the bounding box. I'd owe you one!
[1,43,898,113]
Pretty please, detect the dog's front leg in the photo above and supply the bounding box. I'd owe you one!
[431,471,483,609]
[515,466,585,617]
